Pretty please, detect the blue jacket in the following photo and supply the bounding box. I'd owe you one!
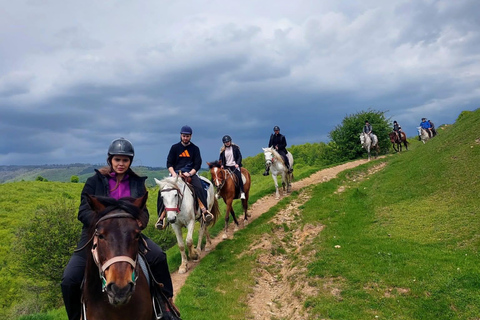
[420,121,431,129]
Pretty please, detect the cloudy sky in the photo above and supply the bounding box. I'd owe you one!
[1,0,479,167]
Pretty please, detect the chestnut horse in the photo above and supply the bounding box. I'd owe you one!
[207,160,251,239]
[82,194,154,320]
[389,131,408,152]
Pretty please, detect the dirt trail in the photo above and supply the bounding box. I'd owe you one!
[170,158,370,298]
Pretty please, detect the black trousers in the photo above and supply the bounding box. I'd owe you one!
[61,236,173,320]
[225,166,244,193]
[277,149,290,168]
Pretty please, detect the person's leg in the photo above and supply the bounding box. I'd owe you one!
[61,252,86,320]
[190,175,213,222]
[155,189,166,229]
[230,166,245,199]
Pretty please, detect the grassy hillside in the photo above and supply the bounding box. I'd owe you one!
[173,109,480,319]
[0,165,170,187]
[4,108,479,320]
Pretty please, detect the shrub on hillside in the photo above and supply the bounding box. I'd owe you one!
[329,109,391,160]
[15,199,81,313]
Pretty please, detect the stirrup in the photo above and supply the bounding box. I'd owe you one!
[202,210,213,223]
[155,217,166,230]
[263,171,269,176]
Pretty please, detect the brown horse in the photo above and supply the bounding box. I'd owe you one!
[389,131,408,152]
[82,194,154,320]
[207,160,251,239]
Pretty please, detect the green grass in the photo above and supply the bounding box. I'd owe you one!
[5,109,480,319]
[172,109,480,319]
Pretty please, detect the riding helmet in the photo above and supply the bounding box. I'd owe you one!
[222,135,232,143]
[108,138,135,157]
[273,126,280,131]
[180,125,193,134]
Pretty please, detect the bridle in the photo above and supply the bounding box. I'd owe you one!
[160,184,184,215]
[211,167,233,191]
[91,212,142,292]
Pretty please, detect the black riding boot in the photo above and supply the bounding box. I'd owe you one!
[263,165,269,176]
[61,283,82,320]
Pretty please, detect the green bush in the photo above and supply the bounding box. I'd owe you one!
[15,199,81,313]
[70,176,79,183]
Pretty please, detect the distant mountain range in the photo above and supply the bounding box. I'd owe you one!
[0,164,171,187]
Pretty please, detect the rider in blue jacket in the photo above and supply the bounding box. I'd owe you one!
[419,118,432,138]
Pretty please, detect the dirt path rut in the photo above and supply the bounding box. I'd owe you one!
[170,159,370,298]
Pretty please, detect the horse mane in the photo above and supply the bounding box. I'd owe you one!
[208,160,222,169]
[269,148,286,166]
[87,196,146,237]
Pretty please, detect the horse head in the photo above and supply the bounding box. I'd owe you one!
[262,147,275,169]
[359,132,366,146]
[155,177,183,224]
[207,160,226,189]
[389,132,397,143]
[86,193,148,306]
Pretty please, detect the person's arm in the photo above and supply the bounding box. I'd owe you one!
[77,177,98,227]
[235,146,243,167]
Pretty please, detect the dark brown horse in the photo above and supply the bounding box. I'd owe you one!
[207,160,251,239]
[389,131,408,152]
[82,194,154,320]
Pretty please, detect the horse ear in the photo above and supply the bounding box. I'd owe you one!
[86,195,106,213]
[133,193,149,230]
[132,192,148,210]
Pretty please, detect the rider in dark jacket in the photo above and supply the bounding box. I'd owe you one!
[61,138,174,320]
[219,135,245,199]
[263,126,292,176]
[393,120,403,142]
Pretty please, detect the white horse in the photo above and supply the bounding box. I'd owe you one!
[360,132,379,160]
[417,127,430,144]
[262,147,294,199]
[154,176,219,274]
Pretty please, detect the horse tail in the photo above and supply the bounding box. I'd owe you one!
[209,197,220,227]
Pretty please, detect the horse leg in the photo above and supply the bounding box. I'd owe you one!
[196,221,206,252]
[272,174,280,199]
[222,199,233,239]
[231,207,239,232]
[172,225,188,274]
[186,220,199,261]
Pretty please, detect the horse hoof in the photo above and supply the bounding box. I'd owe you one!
[234,226,239,232]
[179,266,188,274]
[222,233,228,240]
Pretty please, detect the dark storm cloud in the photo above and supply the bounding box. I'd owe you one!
[1,0,479,165]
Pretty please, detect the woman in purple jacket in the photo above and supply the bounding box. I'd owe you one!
[61,138,174,320]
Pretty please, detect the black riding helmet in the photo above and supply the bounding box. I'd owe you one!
[222,135,232,143]
[273,126,280,131]
[108,138,135,158]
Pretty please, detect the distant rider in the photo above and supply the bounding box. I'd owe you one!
[363,120,374,141]
[263,126,292,175]
[419,118,432,139]
[428,120,437,137]
[393,120,403,142]
[219,135,246,199]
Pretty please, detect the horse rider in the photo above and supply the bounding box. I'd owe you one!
[263,126,292,176]
[219,135,246,199]
[156,125,213,229]
[419,117,433,139]
[393,120,403,142]
[428,120,437,136]
[363,120,374,141]
[61,138,176,320]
